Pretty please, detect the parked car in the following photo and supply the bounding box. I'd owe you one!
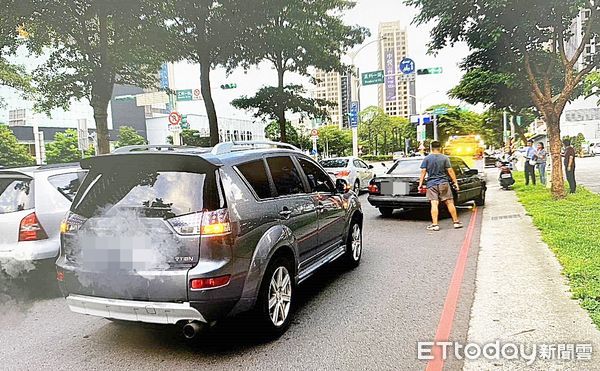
[320,157,375,193]
[367,157,486,217]
[0,163,87,283]
[57,142,363,338]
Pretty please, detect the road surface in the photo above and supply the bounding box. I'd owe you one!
[576,156,600,194]
[0,195,482,370]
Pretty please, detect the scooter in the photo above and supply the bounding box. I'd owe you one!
[497,159,515,190]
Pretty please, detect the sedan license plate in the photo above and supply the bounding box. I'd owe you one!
[501,173,512,179]
[381,181,410,196]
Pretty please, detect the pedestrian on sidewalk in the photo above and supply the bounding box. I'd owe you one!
[524,139,537,185]
[563,138,577,193]
[418,141,463,231]
[535,142,547,185]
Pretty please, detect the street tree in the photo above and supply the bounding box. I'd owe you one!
[232,85,334,130]
[22,0,170,154]
[167,129,211,147]
[316,125,352,157]
[264,121,311,150]
[167,0,265,146]
[0,124,35,167]
[406,0,600,198]
[233,0,368,142]
[115,126,147,148]
[45,129,82,164]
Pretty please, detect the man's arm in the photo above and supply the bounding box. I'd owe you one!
[418,168,427,188]
[568,151,575,171]
[447,168,460,191]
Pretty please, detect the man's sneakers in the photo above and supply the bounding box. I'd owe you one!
[426,222,463,231]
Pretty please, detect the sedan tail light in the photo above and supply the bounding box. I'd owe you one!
[418,186,428,195]
[368,180,380,195]
[19,212,48,241]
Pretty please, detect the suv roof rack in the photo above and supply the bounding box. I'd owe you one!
[112,144,202,154]
[211,141,300,155]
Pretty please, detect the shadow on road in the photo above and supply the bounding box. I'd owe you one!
[376,204,475,221]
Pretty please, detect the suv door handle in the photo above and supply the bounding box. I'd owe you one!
[279,209,292,218]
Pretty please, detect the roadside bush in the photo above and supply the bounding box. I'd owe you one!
[513,172,600,327]
[361,154,393,162]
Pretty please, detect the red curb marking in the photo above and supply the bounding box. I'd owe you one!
[425,207,479,371]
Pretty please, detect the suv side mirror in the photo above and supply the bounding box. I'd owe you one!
[465,169,478,176]
[335,179,349,193]
[368,164,374,169]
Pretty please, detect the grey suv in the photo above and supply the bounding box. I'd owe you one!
[57,142,363,338]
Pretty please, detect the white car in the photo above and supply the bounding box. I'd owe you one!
[320,157,375,193]
[0,163,87,284]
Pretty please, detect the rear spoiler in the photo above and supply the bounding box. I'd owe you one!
[80,153,221,171]
[0,170,33,179]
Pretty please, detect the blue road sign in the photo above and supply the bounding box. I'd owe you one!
[399,58,416,75]
[350,101,359,128]
[311,149,318,155]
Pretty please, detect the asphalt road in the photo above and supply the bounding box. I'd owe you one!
[0,196,482,371]
[576,156,600,194]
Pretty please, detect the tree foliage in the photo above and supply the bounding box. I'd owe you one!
[264,121,311,150]
[22,0,170,154]
[232,85,335,124]
[45,129,82,164]
[0,125,35,167]
[358,107,415,156]
[315,125,352,157]
[237,0,368,142]
[115,126,147,148]
[406,0,600,198]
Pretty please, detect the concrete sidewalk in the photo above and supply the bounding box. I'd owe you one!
[463,178,600,370]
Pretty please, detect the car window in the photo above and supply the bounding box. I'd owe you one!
[0,177,34,214]
[298,158,335,193]
[266,156,304,197]
[237,160,272,199]
[320,159,349,168]
[450,161,464,176]
[353,159,362,168]
[458,160,471,174]
[388,160,422,175]
[48,171,88,202]
[359,160,369,169]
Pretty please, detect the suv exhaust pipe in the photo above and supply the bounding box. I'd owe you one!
[182,321,204,339]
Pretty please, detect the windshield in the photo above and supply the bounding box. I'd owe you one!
[0,178,34,214]
[387,160,423,176]
[320,159,349,168]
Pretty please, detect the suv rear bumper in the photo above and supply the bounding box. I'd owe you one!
[66,294,207,324]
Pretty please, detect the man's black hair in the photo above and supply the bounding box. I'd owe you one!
[431,141,442,149]
[563,138,571,146]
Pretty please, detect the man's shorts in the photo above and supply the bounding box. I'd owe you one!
[426,182,454,202]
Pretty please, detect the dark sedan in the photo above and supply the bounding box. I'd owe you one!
[367,157,486,217]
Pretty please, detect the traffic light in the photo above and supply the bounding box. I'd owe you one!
[417,67,443,75]
[220,83,238,89]
[181,114,189,129]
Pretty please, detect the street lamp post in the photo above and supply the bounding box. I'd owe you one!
[348,37,386,158]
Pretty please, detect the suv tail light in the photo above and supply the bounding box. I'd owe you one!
[19,212,48,241]
[168,208,231,237]
[335,170,351,178]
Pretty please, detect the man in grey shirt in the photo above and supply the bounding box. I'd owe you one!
[418,141,463,231]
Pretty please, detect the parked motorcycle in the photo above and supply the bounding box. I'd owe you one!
[497,159,515,190]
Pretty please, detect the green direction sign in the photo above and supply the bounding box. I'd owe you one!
[361,70,385,86]
[417,67,443,75]
[432,107,448,115]
[176,89,193,101]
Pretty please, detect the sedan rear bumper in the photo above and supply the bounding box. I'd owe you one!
[367,194,429,209]
[66,294,207,324]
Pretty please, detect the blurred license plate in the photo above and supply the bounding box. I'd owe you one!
[501,174,512,179]
[381,181,410,195]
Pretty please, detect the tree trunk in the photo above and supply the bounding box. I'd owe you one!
[91,97,111,154]
[200,56,219,146]
[546,115,565,198]
[276,66,287,143]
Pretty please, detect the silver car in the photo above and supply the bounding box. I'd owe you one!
[320,157,375,194]
[57,142,363,338]
[0,164,86,284]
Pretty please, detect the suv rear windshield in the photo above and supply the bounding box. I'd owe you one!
[320,159,349,168]
[0,177,34,214]
[72,167,220,219]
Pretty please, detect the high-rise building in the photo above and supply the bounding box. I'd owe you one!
[566,9,597,71]
[377,21,414,118]
[311,67,359,129]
